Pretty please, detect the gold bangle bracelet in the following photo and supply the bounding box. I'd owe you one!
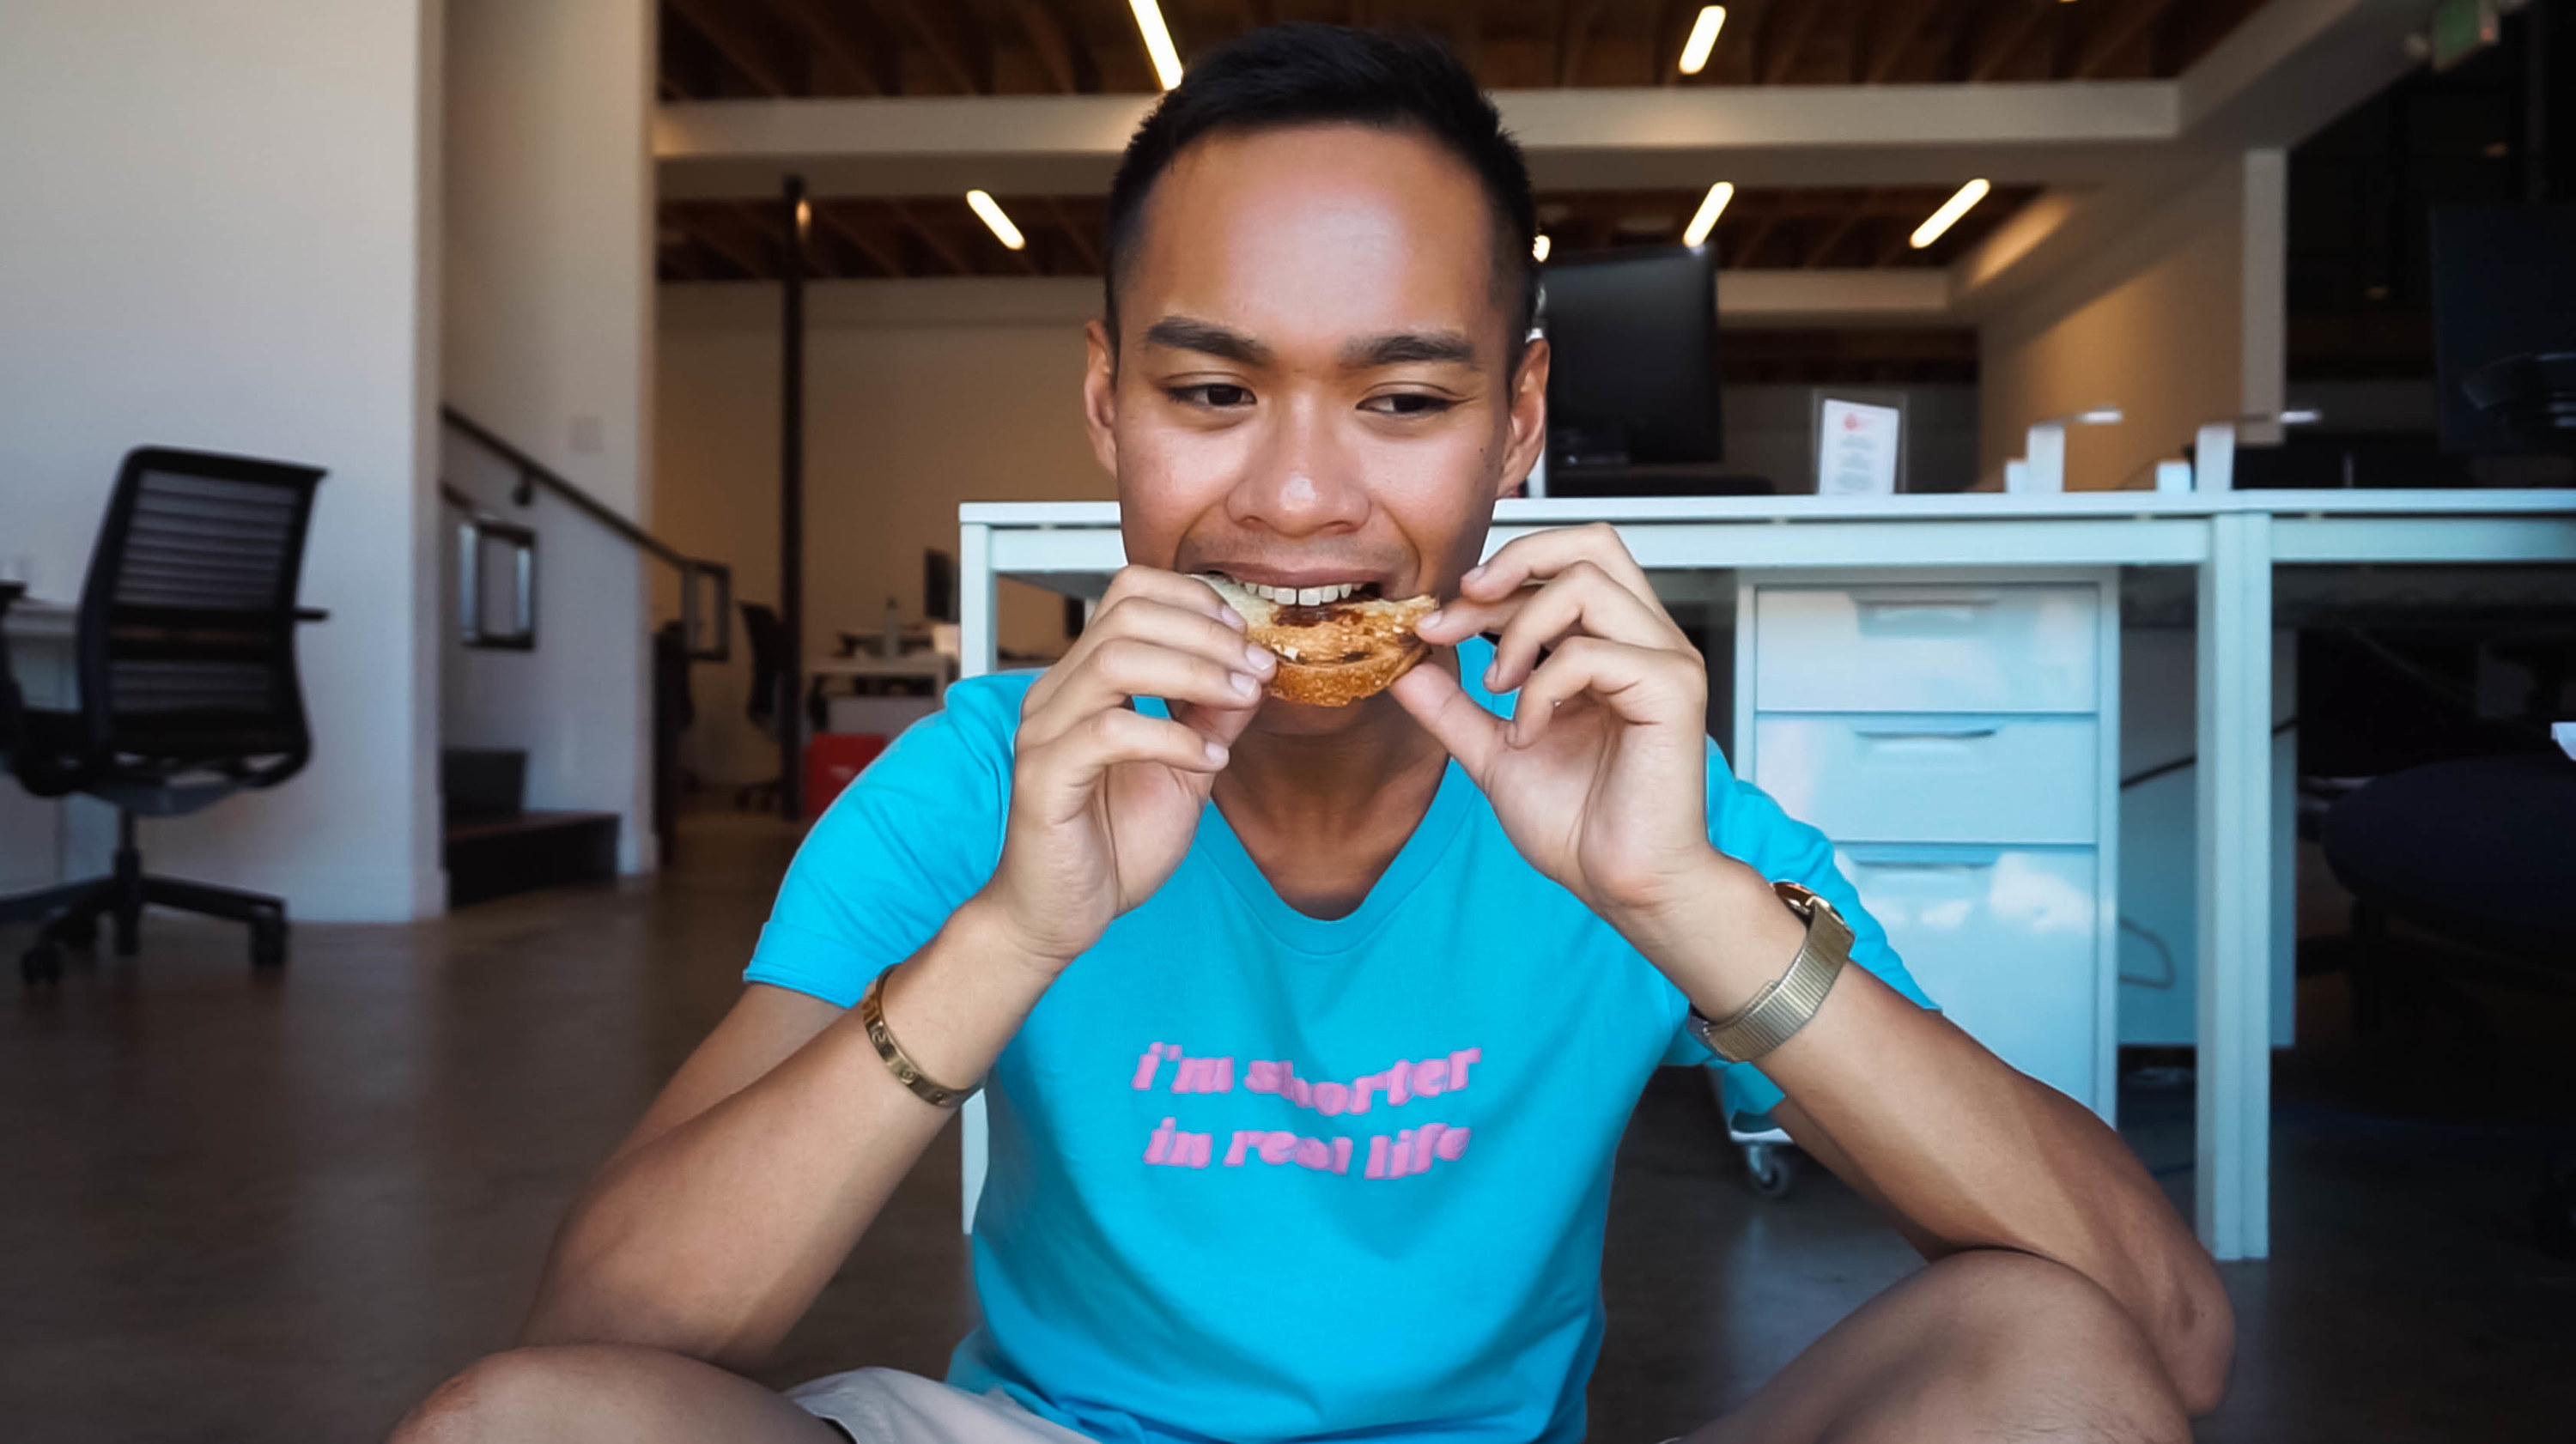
[859,968,981,1109]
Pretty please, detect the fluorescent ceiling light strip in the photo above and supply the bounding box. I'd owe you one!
[1130,0,1184,91]
[1682,181,1734,247]
[1679,8,1727,75]
[967,190,1025,250]
[1909,178,1990,249]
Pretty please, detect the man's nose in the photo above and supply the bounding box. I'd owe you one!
[1224,397,1369,537]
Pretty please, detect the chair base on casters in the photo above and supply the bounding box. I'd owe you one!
[17,811,289,984]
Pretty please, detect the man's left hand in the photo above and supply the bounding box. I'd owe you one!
[1392,524,1753,956]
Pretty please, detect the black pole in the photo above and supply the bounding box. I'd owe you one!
[781,175,807,820]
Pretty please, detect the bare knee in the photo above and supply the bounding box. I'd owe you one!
[1903,1252,2190,1444]
[388,1348,594,1444]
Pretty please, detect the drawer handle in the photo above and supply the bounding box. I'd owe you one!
[1852,589,2004,608]
[1845,846,2003,869]
[1847,721,2001,739]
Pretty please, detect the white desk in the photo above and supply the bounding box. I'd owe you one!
[957,490,2576,1260]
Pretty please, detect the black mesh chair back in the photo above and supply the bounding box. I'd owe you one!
[76,447,325,791]
[740,601,788,730]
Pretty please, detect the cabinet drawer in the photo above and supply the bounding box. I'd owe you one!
[1753,714,2099,845]
[1754,584,2099,713]
[1838,845,2100,1107]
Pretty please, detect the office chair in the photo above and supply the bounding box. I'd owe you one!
[738,601,789,813]
[5,447,326,983]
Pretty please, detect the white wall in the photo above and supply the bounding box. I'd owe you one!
[656,280,1113,787]
[1979,152,2287,490]
[0,0,443,920]
[440,0,658,872]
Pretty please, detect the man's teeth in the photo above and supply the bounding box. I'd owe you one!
[1242,580,1358,606]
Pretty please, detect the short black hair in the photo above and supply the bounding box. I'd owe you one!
[1101,23,1539,364]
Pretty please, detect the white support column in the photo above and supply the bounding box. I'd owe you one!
[2194,509,2273,1259]
[957,518,995,1232]
[2238,149,2288,446]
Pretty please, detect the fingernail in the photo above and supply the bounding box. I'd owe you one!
[1243,644,1275,673]
[1485,665,1503,690]
[1419,609,1444,631]
[1204,740,1230,766]
[1463,564,1487,583]
[1229,671,1257,698]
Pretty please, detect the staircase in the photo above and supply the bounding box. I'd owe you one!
[440,747,618,907]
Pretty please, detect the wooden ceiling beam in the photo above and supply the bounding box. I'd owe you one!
[812,202,907,277]
[1728,211,1781,268]
[890,0,994,94]
[1014,0,1099,94]
[1967,0,2050,83]
[666,0,796,97]
[673,205,778,280]
[1557,1,1608,87]
[2073,0,2184,79]
[1760,0,1826,85]
[774,0,903,95]
[1653,0,1689,87]
[1867,0,1944,83]
[885,197,975,275]
[1801,190,1876,268]
[1043,197,1102,272]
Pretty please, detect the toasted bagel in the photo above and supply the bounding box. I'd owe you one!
[1194,574,1437,707]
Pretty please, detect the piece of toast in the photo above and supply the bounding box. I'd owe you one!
[1194,574,1437,707]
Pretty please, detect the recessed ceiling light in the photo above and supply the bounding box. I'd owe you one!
[1910,179,1990,249]
[1679,8,1727,75]
[1533,234,1552,262]
[967,190,1025,251]
[1129,0,1184,91]
[1682,182,1735,247]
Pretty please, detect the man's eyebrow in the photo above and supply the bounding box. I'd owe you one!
[1139,316,1273,366]
[1342,330,1482,370]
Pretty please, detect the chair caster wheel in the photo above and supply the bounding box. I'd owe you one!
[250,916,288,969]
[54,913,96,950]
[1743,1141,1798,1200]
[21,945,64,985]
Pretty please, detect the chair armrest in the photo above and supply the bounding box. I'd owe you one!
[295,607,329,622]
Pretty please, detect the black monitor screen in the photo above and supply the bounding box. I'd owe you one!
[2430,203,2576,453]
[923,548,957,623]
[1540,245,1722,467]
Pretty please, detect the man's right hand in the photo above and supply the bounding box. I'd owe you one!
[975,566,1270,970]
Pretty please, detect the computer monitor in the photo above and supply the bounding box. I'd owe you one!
[2430,203,2576,454]
[1540,244,1723,471]
[923,548,957,623]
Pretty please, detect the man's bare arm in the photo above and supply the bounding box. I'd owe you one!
[515,566,1270,1373]
[517,900,1054,1369]
[1749,968,2234,1416]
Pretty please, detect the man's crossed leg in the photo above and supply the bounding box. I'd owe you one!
[391,1250,2190,1444]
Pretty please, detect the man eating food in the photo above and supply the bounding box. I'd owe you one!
[394,23,2230,1444]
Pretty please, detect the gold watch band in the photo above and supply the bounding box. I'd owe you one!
[1686,881,1854,1065]
[859,968,982,1108]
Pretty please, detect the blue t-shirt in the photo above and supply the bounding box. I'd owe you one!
[748,636,1932,1444]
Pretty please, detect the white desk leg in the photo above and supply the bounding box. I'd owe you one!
[957,520,995,1235]
[2195,511,2272,1259]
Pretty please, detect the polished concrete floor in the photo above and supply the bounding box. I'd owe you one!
[3,812,2571,1442]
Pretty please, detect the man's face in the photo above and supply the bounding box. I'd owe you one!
[1083,124,1549,725]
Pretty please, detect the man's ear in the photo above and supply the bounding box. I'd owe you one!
[1497,336,1551,501]
[1083,319,1121,479]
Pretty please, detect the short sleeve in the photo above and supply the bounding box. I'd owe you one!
[743,674,1030,1007]
[1662,740,1941,1127]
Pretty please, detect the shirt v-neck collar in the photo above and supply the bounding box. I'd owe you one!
[1142,636,1509,958]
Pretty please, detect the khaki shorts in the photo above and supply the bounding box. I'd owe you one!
[788,1368,1097,1444]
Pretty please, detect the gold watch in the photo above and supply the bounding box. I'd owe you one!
[1686,881,1853,1065]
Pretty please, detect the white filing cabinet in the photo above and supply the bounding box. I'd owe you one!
[1733,571,2123,1119]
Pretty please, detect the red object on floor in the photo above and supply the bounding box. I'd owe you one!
[805,734,890,817]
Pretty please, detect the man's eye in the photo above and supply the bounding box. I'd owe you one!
[1364,393,1454,417]
[1173,384,1253,409]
